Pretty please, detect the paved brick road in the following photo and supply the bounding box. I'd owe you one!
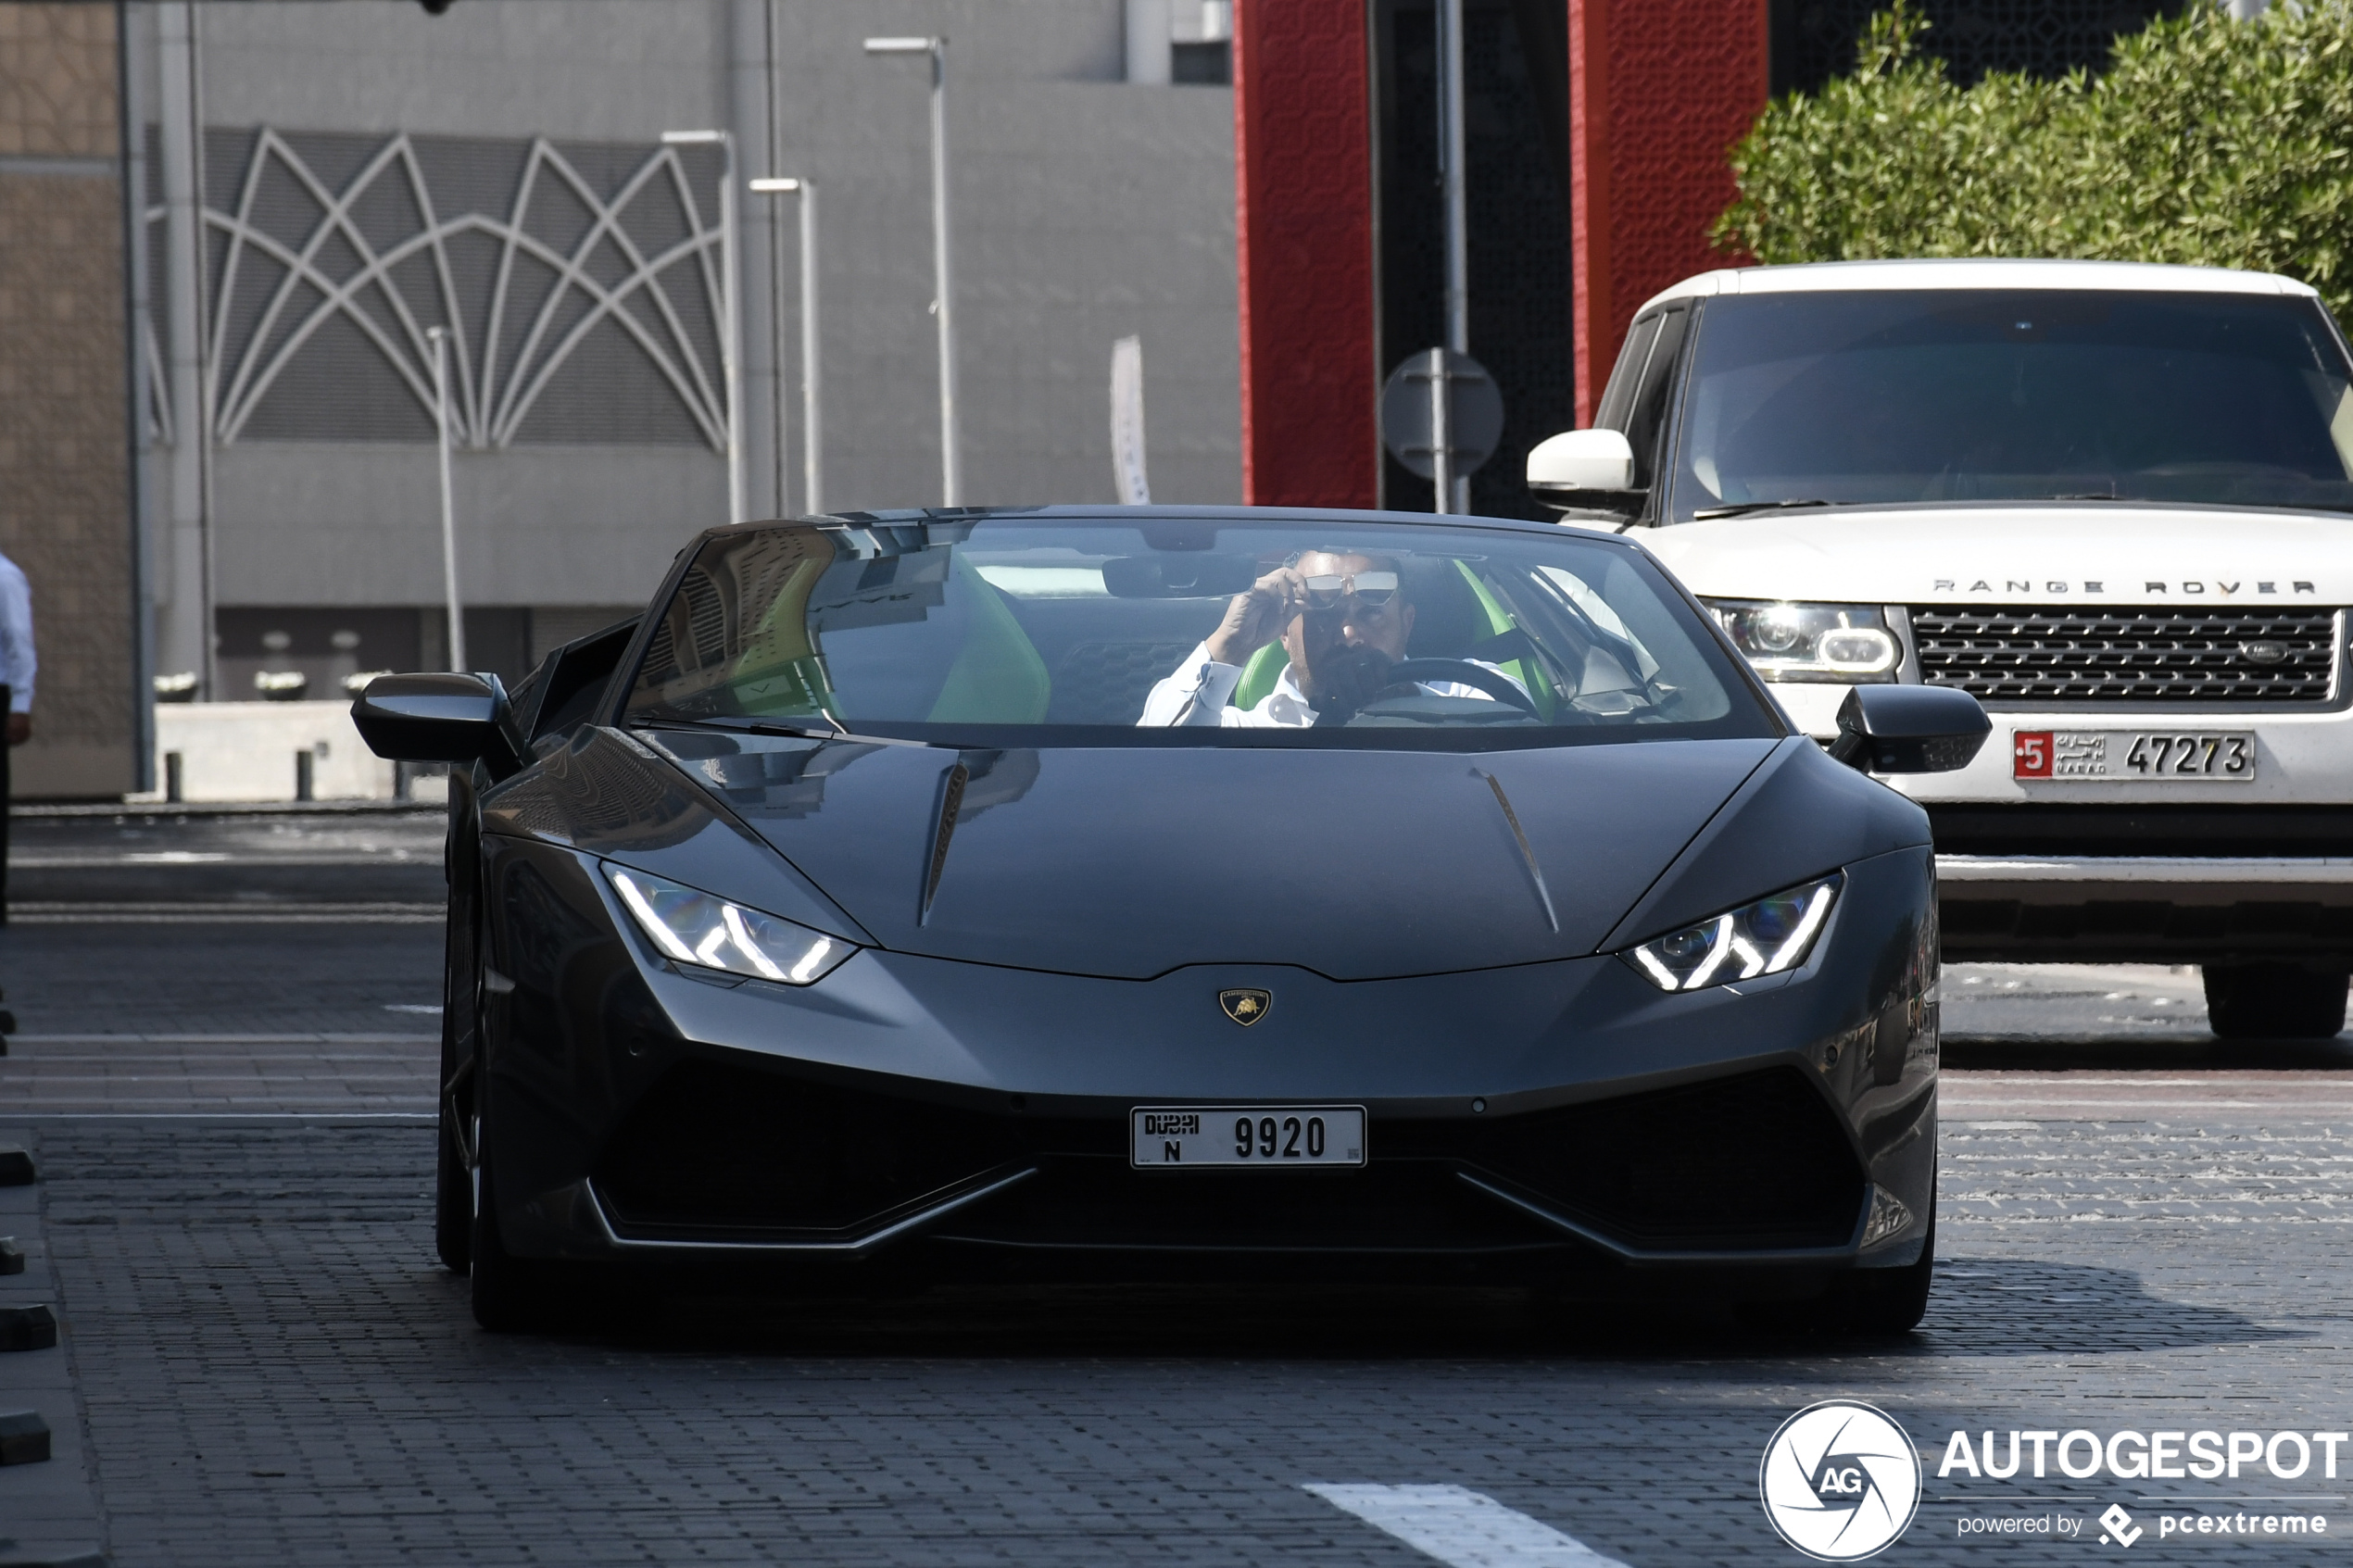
[3,914,2350,1567]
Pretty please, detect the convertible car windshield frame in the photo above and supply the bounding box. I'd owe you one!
[615,511,1784,751]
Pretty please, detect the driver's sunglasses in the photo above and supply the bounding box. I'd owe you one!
[1301,571,1400,609]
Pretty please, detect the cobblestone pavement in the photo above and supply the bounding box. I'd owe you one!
[4,921,2351,1566]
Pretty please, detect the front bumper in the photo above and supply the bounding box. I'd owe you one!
[1772,684,2353,963]
[475,836,1940,1290]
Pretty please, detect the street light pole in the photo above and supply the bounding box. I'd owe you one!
[1436,0,1469,514]
[865,36,960,506]
[750,177,824,515]
[426,326,466,673]
[662,129,746,525]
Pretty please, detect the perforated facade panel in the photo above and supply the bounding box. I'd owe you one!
[162,128,729,448]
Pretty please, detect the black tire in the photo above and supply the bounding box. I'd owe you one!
[1828,1214,1934,1337]
[434,1103,472,1275]
[434,780,483,1273]
[470,1156,556,1334]
[2203,962,2350,1041]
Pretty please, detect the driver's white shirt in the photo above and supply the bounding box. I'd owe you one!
[1136,640,1524,727]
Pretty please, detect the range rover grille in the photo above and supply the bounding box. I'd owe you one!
[1909,606,2339,704]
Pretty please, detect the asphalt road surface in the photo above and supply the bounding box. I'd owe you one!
[3,808,2351,1566]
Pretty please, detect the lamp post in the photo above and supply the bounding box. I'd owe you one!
[1435,0,1469,514]
[661,129,746,525]
[864,35,960,507]
[426,326,466,672]
[749,177,824,515]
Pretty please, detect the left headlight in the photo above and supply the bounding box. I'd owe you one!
[1623,872,1843,993]
[603,864,855,986]
[1705,600,1900,683]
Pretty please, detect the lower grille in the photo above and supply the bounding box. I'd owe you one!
[1910,605,2338,703]
[595,1060,1021,1240]
[593,1060,1863,1256]
[1405,1067,1865,1250]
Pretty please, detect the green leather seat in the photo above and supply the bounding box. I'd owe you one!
[926,555,1051,723]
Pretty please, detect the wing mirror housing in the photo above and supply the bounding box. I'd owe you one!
[351,672,524,777]
[1526,428,1644,519]
[1828,685,1991,774]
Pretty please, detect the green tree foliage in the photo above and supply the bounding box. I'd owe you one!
[1716,1,2353,317]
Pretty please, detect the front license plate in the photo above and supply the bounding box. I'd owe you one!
[1131,1106,1366,1168]
[2012,730,2255,782]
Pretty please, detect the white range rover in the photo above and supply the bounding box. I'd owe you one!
[1528,258,2353,1039]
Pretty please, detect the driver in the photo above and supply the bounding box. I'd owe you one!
[1137,549,1526,726]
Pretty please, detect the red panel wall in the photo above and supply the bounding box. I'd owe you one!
[1232,0,1377,507]
[1570,0,1768,425]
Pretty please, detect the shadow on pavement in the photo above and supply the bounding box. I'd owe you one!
[1946,1036,2353,1071]
[518,1255,2293,1362]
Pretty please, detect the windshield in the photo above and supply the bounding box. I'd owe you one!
[1670,289,2353,519]
[623,517,1770,748]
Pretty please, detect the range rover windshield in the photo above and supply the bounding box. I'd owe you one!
[1671,289,2353,519]
[623,517,1772,749]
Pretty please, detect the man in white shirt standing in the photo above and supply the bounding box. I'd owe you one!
[1136,548,1522,727]
[0,552,35,922]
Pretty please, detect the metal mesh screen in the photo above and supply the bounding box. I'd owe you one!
[159,127,728,447]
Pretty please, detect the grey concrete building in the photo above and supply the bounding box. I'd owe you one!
[131,0,1238,709]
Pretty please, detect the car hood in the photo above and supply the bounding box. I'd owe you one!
[650,733,1780,981]
[1638,506,2353,605]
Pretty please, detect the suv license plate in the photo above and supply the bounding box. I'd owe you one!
[2013,730,2255,782]
[1132,1107,1366,1168]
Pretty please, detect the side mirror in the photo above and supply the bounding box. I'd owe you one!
[1526,429,1643,518]
[1828,685,1990,774]
[351,672,523,775]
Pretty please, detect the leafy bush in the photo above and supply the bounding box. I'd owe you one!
[1716,1,2353,317]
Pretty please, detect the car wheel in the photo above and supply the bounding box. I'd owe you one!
[469,1153,556,1333]
[434,1101,472,1275]
[2203,961,2350,1040]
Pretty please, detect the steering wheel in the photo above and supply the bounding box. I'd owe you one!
[1381,659,1541,718]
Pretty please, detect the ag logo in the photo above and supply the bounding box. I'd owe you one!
[1759,1400,1921,1561]
[1218,988,1271,1026]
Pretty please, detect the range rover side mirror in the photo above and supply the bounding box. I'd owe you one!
[352,671,524,776]
[1526,429,1644,519]
[1828,685,1991,774]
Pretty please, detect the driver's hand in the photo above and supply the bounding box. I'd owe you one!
[1307,646,1398,722]
[1203,567,1304,666]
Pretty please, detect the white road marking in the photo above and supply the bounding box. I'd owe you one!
[1304,1484,1629,1568]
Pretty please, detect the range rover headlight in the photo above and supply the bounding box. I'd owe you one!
[1705,601,1900,683]
[603,864,854,985]
[1623,872,1843,992]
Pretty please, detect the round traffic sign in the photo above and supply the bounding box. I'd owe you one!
[1378,348,1504,480]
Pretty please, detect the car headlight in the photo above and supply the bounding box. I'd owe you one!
[1623,873,1842,992]
[1705,600,1900,683]
[603,864,854,985]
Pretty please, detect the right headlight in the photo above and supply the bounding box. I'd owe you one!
[1622,872,1843,992]
[1705,600,1900,683]
[603,863,855,985]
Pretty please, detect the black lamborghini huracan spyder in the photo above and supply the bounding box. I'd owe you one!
[354,506,1987,1333]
